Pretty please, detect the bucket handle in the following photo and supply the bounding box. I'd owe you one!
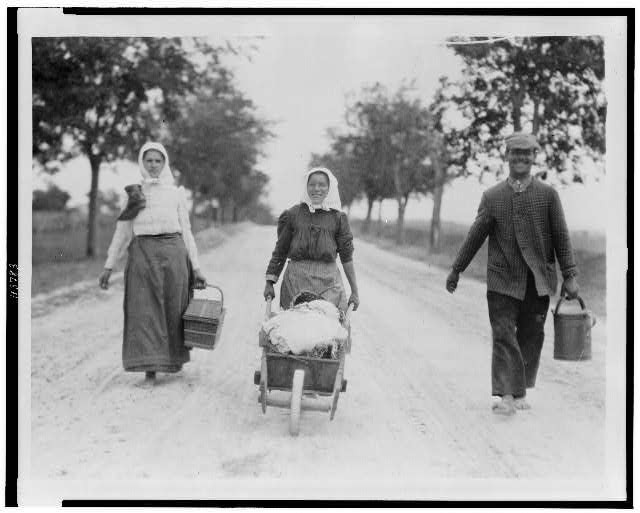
[555,295,586,314]
[193,284,224,308]
[554,295,596,326]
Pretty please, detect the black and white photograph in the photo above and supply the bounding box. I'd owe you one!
[15,7,629,505]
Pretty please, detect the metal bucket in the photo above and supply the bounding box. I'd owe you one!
[553,296,596,361]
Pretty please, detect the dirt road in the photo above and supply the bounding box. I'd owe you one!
[27,223,615,501]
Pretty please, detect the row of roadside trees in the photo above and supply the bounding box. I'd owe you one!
[32,37,272,257]
[312,36,606,251]
[32,35,607,256]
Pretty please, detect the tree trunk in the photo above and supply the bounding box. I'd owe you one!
[232,203,238,223]
[363,195,374,233]
[429,159,445,253]
[395,197,407,246]
[392,163,407,245]
[511,77,525,132]
[532,97,541,135]
[86,154,101,258]
[430,185,443,253]
[512,97,522,132]
[376,198,383,238]
[213,206,218,225]
[210,198,219,226]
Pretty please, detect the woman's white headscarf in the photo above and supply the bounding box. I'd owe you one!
[138,142,175,185]
[300,167,343,212]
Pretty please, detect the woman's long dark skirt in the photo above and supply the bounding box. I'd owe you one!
[123,234,191,373]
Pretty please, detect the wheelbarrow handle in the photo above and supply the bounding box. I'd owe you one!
[344,303,354,324]
[265,297,273,320]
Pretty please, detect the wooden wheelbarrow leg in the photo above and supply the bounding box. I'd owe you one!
[330,349,346,421]
[257,298,272,414]
[330,304,353,420]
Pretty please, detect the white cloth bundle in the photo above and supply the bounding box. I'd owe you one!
[263,300,348,355]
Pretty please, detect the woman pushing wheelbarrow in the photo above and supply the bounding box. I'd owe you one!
[256,167,359,435]
[263,167,359,313]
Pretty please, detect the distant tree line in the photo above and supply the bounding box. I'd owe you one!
[32,184,71,211]
[32,37,272,257]
[312,36,605,252]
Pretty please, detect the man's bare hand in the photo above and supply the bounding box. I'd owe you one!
[446,270,460,294]
[561,276,579,300]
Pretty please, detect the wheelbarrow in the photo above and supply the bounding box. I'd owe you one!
[254,298,353,436]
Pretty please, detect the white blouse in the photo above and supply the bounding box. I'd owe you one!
[104,183,200,270]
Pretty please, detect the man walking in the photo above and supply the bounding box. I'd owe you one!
[446,132,579,415]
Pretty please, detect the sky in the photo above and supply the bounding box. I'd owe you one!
[218,17,466,213]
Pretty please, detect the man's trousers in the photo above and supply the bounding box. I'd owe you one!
[487,272,550,397]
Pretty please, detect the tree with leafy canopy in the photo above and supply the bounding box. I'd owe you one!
[349,130,395,233]
[309,133,365,213]
[232,170,271,222]
[442,36,605,183]
[167,85,273,224]
[346,84,434,244]
[423,36,605,251]
[423,78,470,252]
[32,37,230,257]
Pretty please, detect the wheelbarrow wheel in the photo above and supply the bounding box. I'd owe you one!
[289,369,304,436]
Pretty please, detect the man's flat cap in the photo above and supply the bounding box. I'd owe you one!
[505,132,541,151]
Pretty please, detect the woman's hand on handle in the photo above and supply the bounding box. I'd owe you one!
[99,268,112,290]
[342,260,359,311]
[192,268,207,290]
[264,281,275,301]
[348,292,360,311]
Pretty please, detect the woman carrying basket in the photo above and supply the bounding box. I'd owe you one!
[264,167,359,313]
[98,142,207,386]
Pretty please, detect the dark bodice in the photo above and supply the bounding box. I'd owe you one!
[265,203,354,280]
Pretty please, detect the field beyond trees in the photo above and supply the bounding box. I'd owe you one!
[32,209,606,321]
[31,210,241,297]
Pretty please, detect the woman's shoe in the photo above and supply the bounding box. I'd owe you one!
[514,397,531,410]
[492,395,516,416]
[135,372,156,389]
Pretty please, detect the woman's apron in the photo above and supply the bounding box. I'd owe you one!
[280,259,347,312]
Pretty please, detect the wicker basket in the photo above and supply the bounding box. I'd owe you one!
[183,285,225,350]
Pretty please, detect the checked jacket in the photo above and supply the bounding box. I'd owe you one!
[452,178,577,300]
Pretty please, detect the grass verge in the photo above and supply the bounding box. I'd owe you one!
[31,215,244,297]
